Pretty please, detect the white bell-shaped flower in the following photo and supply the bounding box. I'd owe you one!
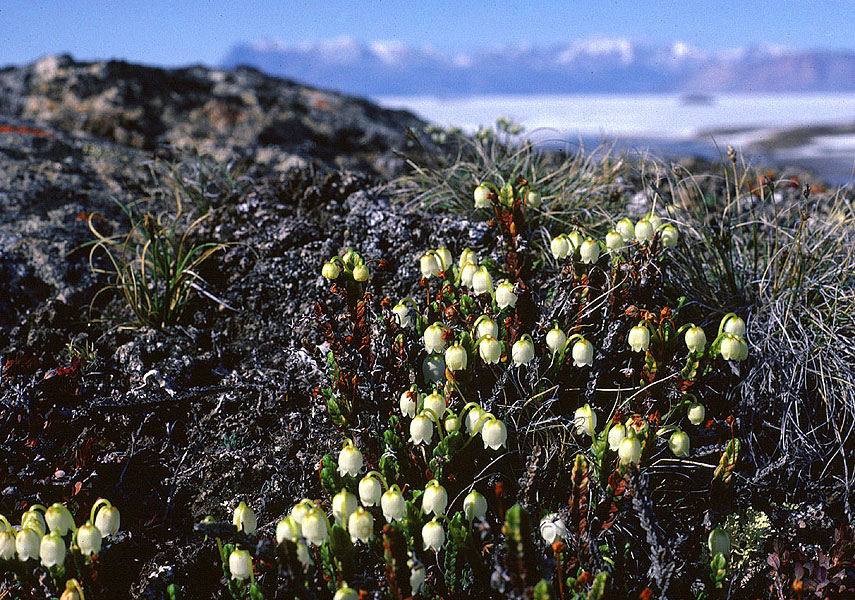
[275,516,299,545]
[551,235,570,259]
[460,262,478,288]
[669,430,690,457]
[233,501,257,535]
[347,507,374,543]
[423,322,448,354]
[423,391,446,422]
[481,418,508,450]
[229,548,253,580]
[40,532,65,568]
[474,184,491,208]
[511,337,535,366]
[546,326,566,354]
[445,344,467,372]
[420,253,441,279]
[381,486,406,523]
[608,424,626,451]
[301,508,329,546]
[635,219,654,241]
[685,326,707,353]
[422,480,448,516]
[496,281,518,309]
[358,475,383,507]
[338,441,364,478]
[616,218,634,241]
[628,324,651,353]
[16,527,40,561]
[76,522,102,556]
[463,490,488,520]
[466,405,486,434]
[471,267,492,296]
[332,489,358,525]
[579,239,600,264]
[94,502,120,537]
[618,436,642,465]
[687,402,706,426]
[660,224,678,247]
[400,390,417,418]
[409,414,434,445]
[572,338,594,367]
[478,336,502,364]
[422,518,445,552]
[605,230,623,250]
[392,303,411,328]
[723,315,746,337]
[475,316,498,340]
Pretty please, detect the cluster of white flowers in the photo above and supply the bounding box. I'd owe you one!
[0,499,120,572]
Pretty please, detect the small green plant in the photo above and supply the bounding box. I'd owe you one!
[86,193,226,328]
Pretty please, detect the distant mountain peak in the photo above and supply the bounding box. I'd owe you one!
[221,38,855,95]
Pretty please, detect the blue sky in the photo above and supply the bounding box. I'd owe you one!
[2,0,854,67]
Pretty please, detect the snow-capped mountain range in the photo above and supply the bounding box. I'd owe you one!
[221,37,855,95]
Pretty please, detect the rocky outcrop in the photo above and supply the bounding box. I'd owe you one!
[0,55,428,177]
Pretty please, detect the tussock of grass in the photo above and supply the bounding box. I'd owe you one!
[402,127,855,515]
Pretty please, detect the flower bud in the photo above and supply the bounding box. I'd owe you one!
[660,224,678,247]
[647,214,662,231]
[580,239,600,264]
[546,325,567,354]
[233,501,257,535]
[16,527,40,561]
[381,486,406,522]
[410,414,434,445]
[332,489,358,525]
[334,583,359,600]
[478,336,502,364]
[322,261,340,280]
[687,402,706,426]
[616,218,634,241]
[436,247,453,271]
[472,267,492,296]
[40,532,66,568]
[348,506,374,543]
[338,441,364,478]
[481,418,508,450]
[76,523,102,556]
[45,504,73,536]
[572,338,594,367]
[359,475,383,507]
[475,316,498,340]
[276,516,299,545]
[474,184,491,208]
[342,250,360,269]
[685,326,707,354]
[445,344,468,371]
[459,248,477,269]
[229,548,252,580]
[460,262,478,287]
[301,508,329,545]
[94,504,120,537]
[628,324,651,353]
[422,480,448,516]
[463,490,488,520]
[618,436,642,465]
[568,231,585,251]
[551,235,570,259]
[423,322,448,354]
[574,404,597,437]
[444,414,461,434]
[605,230,623,250]
[495,281,517,309]
[466,405,486,434]
[352,264,369,282]
[420,253,441,278]
[399,390,417,418]
[422,354,446,384]
[423,391,446,422]
[511,338,535,366]
[0,530,15,560]
[608,424,626,451]
[422,518,445,551]
[669,430,690,457]
[635,219,654,242]
[526,190,542,208]
[708,527,731,557]
[723,315,746,337]
[539,514,568,544]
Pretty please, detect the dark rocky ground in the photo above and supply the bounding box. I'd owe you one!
[0,56,494,598]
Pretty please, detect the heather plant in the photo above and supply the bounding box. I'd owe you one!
[0,499,121,599]
[200,169,757,598]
